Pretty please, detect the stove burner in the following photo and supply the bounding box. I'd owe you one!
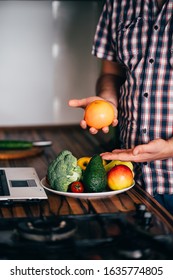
[0,211,173,260]
[16,218,77,242]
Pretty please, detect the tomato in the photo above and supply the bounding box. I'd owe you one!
[70,181,84,193]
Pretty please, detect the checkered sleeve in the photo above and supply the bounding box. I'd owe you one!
[92,0,116,61]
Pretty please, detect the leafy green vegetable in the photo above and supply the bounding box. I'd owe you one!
[47,150,82,192]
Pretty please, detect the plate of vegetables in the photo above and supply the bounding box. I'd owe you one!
[40,177,134,200]
[41,150,135,200]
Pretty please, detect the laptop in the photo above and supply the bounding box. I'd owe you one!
[0,167,47,202]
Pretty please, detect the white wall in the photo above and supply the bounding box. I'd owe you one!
[0,1,101,126]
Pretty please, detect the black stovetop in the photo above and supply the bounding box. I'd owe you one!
[0,206,173,260]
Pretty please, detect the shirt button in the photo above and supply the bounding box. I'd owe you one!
[154,25,159,30]
[143,92,148,98]
[142,128,147,133]
[149,58,154,64]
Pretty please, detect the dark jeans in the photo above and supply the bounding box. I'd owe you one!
[154,194,173,215]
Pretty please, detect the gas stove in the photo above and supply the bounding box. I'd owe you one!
[0,204,173,260]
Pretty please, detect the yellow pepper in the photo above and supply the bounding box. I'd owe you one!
[77,156,107,170]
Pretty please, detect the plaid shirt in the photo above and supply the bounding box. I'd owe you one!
[92,0,173,196]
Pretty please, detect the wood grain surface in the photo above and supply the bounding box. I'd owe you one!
[0,147,43,159]
[0,125,173,233]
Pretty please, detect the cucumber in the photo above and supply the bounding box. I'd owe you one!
[0,140,33,150]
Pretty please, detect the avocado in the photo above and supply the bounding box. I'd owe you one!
[82,154,107,192]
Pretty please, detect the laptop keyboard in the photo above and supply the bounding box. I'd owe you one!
[0,170,10,196]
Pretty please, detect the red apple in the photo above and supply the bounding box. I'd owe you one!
[107,164,134,190]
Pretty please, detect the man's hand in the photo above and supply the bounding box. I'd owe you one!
[68,96,118,134]
[100,138,173,162]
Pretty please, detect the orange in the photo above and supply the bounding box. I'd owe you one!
[84,100,114,129]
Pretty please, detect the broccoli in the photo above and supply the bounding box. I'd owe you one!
[47,150,82,192]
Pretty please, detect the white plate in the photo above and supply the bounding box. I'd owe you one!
[40,177,135,200]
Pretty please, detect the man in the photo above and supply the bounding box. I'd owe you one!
[69,0,173,214]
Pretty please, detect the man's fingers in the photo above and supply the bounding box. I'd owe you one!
[80,120,87,129]
[68,99,87,108]
[133,144,152,156]
[89,127,98,134]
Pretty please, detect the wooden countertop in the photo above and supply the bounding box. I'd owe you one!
[0,125,173,232]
